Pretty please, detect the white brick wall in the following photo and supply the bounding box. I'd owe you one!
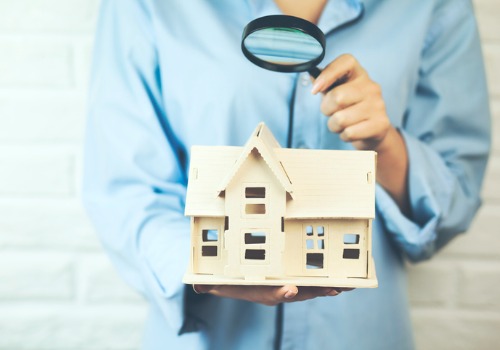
[0,1,498,349]
[0,0,147,349]
[408,1,500,349]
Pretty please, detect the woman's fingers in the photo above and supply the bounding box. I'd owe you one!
[326,101,370,134]
[320,78,368,116]
[192,284,349,305]
[312,53,391,152]
[338,117,390,145]
[311,54,365,94]
[200,284,298,306]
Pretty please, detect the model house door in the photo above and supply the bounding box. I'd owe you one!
[303,223,328,276]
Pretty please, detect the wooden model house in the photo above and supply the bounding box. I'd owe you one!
[183,123,378,288]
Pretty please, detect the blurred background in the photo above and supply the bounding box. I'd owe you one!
[0,1,498,349]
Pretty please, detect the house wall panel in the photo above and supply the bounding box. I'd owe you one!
[328,219,368,278]
[284,219,370,279]
[224,151,286,279]
[283,220,303,276]
[192,217,225,275]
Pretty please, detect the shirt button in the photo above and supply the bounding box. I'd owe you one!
[301,74,310,86]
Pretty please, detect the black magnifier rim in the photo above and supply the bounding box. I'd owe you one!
[241,15,326,73]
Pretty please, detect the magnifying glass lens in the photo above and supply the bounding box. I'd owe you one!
[241,15,326,74]
[242,16,347,91]
[244,27,323,66]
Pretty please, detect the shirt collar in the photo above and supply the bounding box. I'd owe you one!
[318,0,364,35]
[246,0,364,35]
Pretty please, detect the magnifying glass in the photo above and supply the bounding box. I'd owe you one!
[241,15,347,89]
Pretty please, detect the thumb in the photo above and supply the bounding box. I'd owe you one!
[277,284,298,300]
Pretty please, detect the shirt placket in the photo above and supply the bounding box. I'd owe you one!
[280,1,364,349]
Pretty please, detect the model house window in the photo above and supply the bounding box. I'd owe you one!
[305,225,326,269]
[343,249,360,259]
[201,229,219,257]
[245,203,266,214]
[202,229,218,242]
[343,234,359,244]
[245,232,266,244]
[243,231,268,261]
[306,225,313,236]
[243,185,267,216]
[245,249,266,260]
[202,246,218,257]
[342,233,360,259]
[306,253,323,268]
[245,187,266,198]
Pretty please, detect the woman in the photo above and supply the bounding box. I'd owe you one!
[83,0,491,348]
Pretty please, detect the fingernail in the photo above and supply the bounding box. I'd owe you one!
[311,78,323,94]
[323,288,335,296]
[284,290,296,299]
[327,289,340,296]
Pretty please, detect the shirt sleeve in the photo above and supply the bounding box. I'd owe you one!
[376,0,491,262]
[82,0,195,334]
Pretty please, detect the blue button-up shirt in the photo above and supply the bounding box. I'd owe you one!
[83,0,490,349]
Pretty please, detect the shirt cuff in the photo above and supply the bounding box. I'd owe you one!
[375,129,455,262]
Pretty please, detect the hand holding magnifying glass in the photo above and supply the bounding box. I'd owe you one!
[241,15,392,152]
[241,15,410,214]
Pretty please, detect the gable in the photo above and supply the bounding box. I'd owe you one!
[216,123,293,197]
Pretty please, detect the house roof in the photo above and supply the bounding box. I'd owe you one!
[185,123,376,219]
[216,123,294,197]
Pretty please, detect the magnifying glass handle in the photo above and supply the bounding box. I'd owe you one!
[307,67,322,78]
[308,67,349,92]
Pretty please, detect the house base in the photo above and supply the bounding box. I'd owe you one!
[183,273,378,288]
[183,259,378,288]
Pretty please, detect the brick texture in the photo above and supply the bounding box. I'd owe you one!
[0,1,499,349]
[0,0,100,33]
[407,261,457,308]
[0,95,85,143]
[0,40,73,89]
[0,200,100,251]
[0,253,74,300]
[492,99,500,152]
[474,0,500,41]
[0,1,147,348]
[0,151,74,196]
[458,262,500,311]
[482,156,500,201]
[440,204,500,257]
[412,310,500,350]
[483,43,500,97]
[0,305,146,350]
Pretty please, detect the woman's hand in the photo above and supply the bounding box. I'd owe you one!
[193,284,352,306]
[312,54,392,152]
[312,54,410,214]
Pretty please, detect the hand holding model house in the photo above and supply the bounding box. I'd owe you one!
[183,123,377,304]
